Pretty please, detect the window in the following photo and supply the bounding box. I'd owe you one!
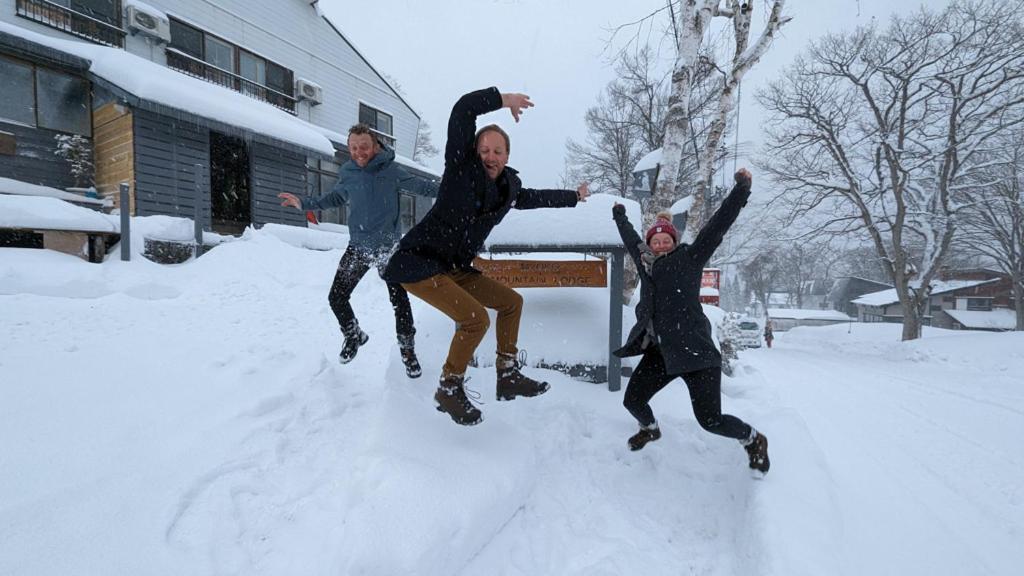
[36,68,91,136]
[966,298,992,311]
[167,17,296,113]
[307,157,345,225]
[58,0,119,26]
[359,103,396,148]
[16,0,125,47]
[399,193,415,233]
[0,56,90,136]
[0,57,35,126]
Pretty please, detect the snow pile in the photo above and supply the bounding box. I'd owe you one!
[0,195,116,232]
[486,193,640,248]
[0,176,110,208]
[2,230,1022,576]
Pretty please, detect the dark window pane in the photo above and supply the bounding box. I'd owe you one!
[266,62,293,96]
[205,35,235,72]
[0,57,35,126]
[359,104,375,127]
[36,68,91,136]
[71,0,120,26]
[170,19,203,59]
[399,193,415,233]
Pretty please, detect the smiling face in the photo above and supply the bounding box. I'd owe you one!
[348,132,380,168]
[476,130,509,180]
[648,232,676,255]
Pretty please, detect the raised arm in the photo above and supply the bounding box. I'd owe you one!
[445,88,503,167]
[612,204,646,269]
[515,182,588,210]
[690,169,752,265]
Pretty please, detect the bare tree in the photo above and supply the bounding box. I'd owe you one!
[758,0,1024,340]
[742,249,781,312]
[958,129,1024,330]
[654,0,790,240]
[413,120,439,163]
[565,91,645,196]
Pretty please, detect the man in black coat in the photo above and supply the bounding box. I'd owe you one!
[383,87,589,426]
[612,168,769,474]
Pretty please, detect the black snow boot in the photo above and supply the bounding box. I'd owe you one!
[628,424,662,451]
[495,352,549,401]
[400,347,422,378]
[434,374,483,426]
[744,430,770,474]
[339,328,369,364]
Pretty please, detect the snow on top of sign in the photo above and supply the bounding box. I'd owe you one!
[945,309,1017,330]
[671,195,694,214]
[0,195,117,233]
[700,286,719,296]
[768,308,851,321]
[852,279,998,307]
[634,148,662,173]
[0,22,335,156]
[0,177,109,208]
[486,193,642,248]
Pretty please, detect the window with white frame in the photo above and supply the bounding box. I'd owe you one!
[359,103,396,148]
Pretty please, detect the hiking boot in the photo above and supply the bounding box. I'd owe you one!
[339,329,369,364]
[744,431,770,474]
[434,374,483,426]
[400,347,422,378]
[628,424,662,451]
[495,351,550,401]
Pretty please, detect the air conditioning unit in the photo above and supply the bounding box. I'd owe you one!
[126,4,170,43]
[296,78,324,105]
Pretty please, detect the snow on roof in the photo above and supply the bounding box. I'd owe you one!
[945,309,1017,331]
[486,193,641,249]
[0,21,335,156]
[0,177,110,208]
[394,153,441,178]
[768,308,851,321]
[670,196,693,214]
[634,148,661,173]
[0,195,117,233]
[852,279,999,307]
[700,286,719,296]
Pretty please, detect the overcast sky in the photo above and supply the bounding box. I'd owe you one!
[321,0,951,189]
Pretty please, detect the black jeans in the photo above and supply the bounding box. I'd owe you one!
[623,346,751,440]
[328,245,415,347]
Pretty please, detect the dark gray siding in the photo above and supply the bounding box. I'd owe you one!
[0,120,79,191]
[251,142,307,227]
[132,109,211,227]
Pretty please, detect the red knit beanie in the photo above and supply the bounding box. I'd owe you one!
[646,211,678,244]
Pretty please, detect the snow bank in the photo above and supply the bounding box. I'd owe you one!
[0,177,110,207]
[486,193,640,248]
[0,195,116,232]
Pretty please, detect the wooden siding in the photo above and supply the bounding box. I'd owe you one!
[132,108,211,228]
[92,102,134,213]
[251,142,307,227]
[0,120,78,190]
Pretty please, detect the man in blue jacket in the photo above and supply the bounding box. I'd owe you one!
[279,124,438,377]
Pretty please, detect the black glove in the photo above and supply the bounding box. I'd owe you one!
[612,203,626,218]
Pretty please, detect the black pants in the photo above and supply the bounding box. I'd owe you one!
[623,346,752,440]
[328,245,415,347]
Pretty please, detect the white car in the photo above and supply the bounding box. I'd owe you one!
[736,319,762,348]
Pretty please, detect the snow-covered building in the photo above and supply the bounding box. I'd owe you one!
[0,0,436,235]
[852,271,1016,330]
[766,308,851,331]
[827,276,893,318]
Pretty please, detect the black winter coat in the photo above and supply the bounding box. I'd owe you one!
[383,87,578,284]
[613,178,751,375]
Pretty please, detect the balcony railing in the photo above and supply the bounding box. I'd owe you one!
[165,48,297,115]
[16,0,125,48]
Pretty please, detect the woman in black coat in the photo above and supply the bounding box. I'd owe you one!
[612,168,769,473]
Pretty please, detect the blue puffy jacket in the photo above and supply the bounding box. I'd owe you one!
[302,148,439,248]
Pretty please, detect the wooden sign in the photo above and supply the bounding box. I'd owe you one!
[473,258,607,288]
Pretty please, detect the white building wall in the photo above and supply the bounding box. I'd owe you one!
[1,0,420,157]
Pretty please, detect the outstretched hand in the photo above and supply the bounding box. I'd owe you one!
[500,92,534,123]
[735,167,752,186]
[612,202,626,217]
[577,182,589,203]
[278,192,301,209]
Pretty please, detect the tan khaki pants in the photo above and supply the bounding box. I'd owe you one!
[403,270,522,377]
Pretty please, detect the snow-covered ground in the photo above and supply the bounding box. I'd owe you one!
[2,231,1022,576]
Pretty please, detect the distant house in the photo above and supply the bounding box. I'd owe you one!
[767,308,851,331]
[852,270,1015,330]
[0,0,437,237]
[827,276,893,318]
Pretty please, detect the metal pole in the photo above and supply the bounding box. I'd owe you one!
[194,163,204,258]
[119,182,130,261]
[607,248,625,392]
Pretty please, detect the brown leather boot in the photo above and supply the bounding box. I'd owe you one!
[628,424,662,451]
[495,352,550,401]
[744,431,770,473]
[434,374,483,426]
